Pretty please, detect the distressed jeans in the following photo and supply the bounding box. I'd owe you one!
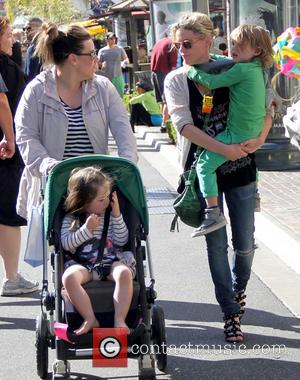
[204,181,256,317]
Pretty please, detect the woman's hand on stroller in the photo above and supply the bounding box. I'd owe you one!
[110,191,121,218]
[85,213,101,232]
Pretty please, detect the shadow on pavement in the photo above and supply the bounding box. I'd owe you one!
[0,316,35,331]
[165,356,300,380]
[0,299,40,307]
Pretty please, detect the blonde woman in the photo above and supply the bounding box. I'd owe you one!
[165,13,274,343]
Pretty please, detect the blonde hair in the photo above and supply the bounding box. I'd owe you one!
[35,22,91,66]
[64,167,113,216]
[170,12,215,41]
[0,16,10,37]
[231,24,274,69]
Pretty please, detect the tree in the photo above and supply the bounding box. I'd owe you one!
[5,0,85,25]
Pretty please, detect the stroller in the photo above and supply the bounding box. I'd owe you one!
[35,155,167,380]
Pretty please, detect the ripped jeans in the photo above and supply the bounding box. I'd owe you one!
[205,181,256,318]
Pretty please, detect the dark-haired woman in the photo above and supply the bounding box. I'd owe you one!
[0,16,39,296]
[15,22,137,223]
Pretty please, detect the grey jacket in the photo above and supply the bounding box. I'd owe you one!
[15,67,138,219]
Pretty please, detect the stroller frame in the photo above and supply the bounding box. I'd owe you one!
[35,155,167,380]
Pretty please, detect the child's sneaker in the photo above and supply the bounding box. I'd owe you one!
[1,273,39,296]
[191,207,227,237]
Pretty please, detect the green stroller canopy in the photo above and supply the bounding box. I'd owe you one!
[44,155,149,237]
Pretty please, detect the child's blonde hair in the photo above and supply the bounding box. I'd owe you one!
[64,166,113,215]
[230,24,274,69]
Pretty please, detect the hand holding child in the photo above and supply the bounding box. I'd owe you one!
[110,191,121,218]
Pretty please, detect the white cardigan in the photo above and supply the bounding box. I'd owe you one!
[15,67,138,219]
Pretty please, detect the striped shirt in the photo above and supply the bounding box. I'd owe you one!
[61,213,128,256]
[62,101,94,159]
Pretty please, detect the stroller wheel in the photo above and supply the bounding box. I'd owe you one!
[36,312,49,379]
[152,305,167,371]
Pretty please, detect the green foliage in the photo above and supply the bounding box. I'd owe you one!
[166,120,177,144]
[123,91,138,112]
[5,0,82,25]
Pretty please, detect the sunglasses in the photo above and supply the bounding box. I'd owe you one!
[23,26,31,31]
[173,38,203,50]
[75,50,98,58]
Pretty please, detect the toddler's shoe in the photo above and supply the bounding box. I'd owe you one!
[191,207,227,237]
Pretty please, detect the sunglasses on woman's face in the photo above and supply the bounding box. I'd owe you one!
[76,50,98,58]
[173,38,203,50]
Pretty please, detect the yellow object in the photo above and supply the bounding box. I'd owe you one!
[72,20,107,36]
[202,95,213,113]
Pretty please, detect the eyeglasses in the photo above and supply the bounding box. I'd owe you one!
[75,50,98,58]
[173,38,203,50]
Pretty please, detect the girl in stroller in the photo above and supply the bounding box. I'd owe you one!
[61,166,136,335]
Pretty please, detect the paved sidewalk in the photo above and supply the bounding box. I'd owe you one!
[135,125,300,241]
[132,125,300,317]
[259,171,300,237]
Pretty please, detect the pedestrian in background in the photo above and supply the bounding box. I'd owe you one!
[97,32,129,97]
[11,29,23,68]
[165,12,273,343]
[0,16,38,296]
[150,36,177,132]
[23,17,43,83]
[129,79,162,132]
[15,22,137,223]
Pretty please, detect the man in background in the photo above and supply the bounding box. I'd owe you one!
[23,17,43,83]
[150,36,177,132]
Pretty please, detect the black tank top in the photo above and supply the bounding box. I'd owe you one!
[187,77,256,192]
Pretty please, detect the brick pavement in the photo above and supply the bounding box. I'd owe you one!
[259,171,300,238]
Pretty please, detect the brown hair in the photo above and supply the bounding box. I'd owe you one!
[35,22,91,66]
[0,16,10,37]
[230,24,274,69]
[64,166,113,216]
[170,12,215,41]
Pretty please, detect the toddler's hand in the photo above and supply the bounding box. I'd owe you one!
[110,191,121,218]
[86,213,101,232]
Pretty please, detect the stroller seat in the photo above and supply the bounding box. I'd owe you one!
[53,187,143,329]
[83,280,140,313]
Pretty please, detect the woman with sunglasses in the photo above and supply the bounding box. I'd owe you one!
[164,13,273,343]
[15,22,137,223]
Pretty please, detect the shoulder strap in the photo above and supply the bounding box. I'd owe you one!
[95,207,111,263]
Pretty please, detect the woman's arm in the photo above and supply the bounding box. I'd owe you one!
[15,83,59,176]
[0,93,15,159]
[240,113,273,153]
[105,79,138,163]
[181,123,247,161]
